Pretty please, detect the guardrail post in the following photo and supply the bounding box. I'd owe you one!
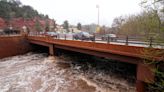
[93,34,95,42]
[58,34,60,39]
[72,35,74,40]
[64,34,66,40]
[107,36,110,44]
[126,36,129,45]
[149,37,153,47]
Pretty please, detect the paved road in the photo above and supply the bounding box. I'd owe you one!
[28,33,164,49]
[51,34,163,49]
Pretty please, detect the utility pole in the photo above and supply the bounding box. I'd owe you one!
[96,5,100,33]
[96,5,99,26]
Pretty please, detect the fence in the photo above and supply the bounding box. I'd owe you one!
[23,32,164,48]
[0,29,21,36]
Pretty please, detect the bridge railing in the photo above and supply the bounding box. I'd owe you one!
[0,34,21,36]
[0,29,21,37]
[28,32,164,48]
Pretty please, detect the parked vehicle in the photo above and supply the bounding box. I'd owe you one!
[102,34,117,41]
[39,32,45,35]
[73,32,94,41]
[45,32,58,38]
[3,28,20,35]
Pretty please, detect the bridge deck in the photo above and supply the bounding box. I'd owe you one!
[27,36,163,64]
[13,36,164,92]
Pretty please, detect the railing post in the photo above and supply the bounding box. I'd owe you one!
[81,35,84,41]
[58,34,60,39]
[149,37,153,47]
[126,36,129,45]
[72,35,74,40]
[64,34,66,40]
[107,36,110,44]
[93,34,95,42]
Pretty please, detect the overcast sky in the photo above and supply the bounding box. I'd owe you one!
[20,0,142,26]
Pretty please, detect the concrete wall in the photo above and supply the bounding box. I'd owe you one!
[0,36,32,59]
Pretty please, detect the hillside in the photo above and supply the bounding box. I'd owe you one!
[0,0,49,21]
[0,0,56,31]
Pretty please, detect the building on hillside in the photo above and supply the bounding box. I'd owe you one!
[0,17,6,30]
[0,17,56,34]
[9,17,55,32]
[55,25,81,33]
[82,24,97,34]
[69,27,81,33]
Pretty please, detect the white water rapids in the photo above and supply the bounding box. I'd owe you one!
[0,52,135,92]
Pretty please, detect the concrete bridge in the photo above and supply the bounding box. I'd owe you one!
[0,35,163,92]
[27,36,164,92]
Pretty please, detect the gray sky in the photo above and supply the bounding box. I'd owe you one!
[20,0,142,26]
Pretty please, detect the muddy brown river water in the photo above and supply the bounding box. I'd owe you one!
[0,52,136,92]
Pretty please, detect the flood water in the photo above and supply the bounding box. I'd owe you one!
[0,52,136,92]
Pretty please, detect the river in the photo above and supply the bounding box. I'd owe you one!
[0,52,136,92]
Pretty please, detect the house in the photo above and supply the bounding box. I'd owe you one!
[0,17,6,29]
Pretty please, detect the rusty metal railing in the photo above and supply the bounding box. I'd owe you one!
[28,32,164,48]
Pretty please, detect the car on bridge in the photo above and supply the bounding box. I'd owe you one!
[45,32,58,38]
[101,34,117,41]
[73,31,94,41]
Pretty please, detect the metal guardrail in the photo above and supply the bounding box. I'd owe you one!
[2,32,164,48]
[0,31,21,36]
[30,33,164,48]
[0,34,21,37]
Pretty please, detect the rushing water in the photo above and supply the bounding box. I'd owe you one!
[0,52,136,92]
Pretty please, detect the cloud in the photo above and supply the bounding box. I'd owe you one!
[20,0,142,26]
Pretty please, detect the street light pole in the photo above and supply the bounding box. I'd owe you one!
[96,5,99,26]
[96,5,100,34]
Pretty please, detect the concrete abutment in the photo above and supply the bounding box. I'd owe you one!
[0,36,32,59]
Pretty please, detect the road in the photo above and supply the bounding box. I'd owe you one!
[46,33,164,49]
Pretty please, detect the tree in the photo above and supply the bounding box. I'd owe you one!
[141,0,164,37]
[111,16,125,34]
[0,0,12,24]
[63,20,69,32]
[45,15,49,19]
[45,19,50,31]
[35,19,42,31]
[111,11,163,38]
[140,0,164,91]
[77,22,82,30]
[52,19,57,31]
[0,0,48,21]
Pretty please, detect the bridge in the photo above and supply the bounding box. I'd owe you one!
[0,35,163,92]
[27,35,164,92]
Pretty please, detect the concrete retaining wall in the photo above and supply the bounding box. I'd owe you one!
[0,36,32,59]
